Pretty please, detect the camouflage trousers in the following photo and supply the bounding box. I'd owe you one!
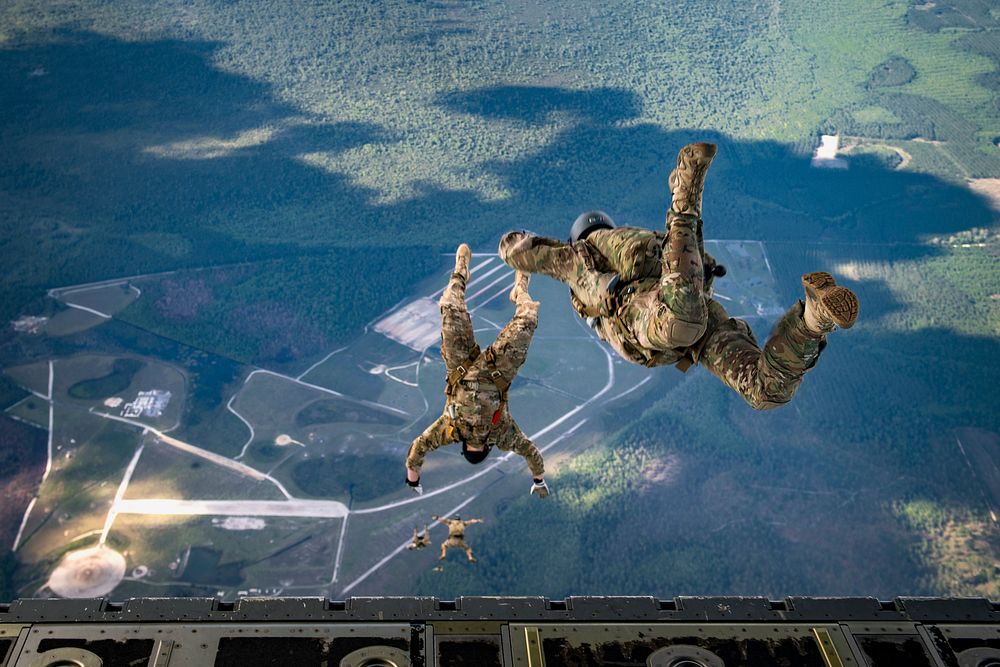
[443,536,469,549]
[697,299,825,409]
[441,536,474,560]
[499,227,825,410]
[406,528,430,550]
[500,224,707,349]
[438,272,538,385]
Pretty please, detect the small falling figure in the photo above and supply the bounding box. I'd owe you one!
[433,515,483,563]
[405,524,431,551]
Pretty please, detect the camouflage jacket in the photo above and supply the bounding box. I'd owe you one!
[406,403,545,478]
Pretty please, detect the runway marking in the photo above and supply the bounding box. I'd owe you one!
[64,303,111,319]
[229,394,256,460]
[114,499,348,518]
[101,444,146,545]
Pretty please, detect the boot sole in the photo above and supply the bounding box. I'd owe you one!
[685,142,718,160]
[671,143,717,183]
[802,272,859,329]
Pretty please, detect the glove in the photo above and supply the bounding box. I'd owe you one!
[530,478,549,499]
[406,477,423,496]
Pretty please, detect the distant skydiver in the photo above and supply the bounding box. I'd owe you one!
[405,524,431,551]
[405,244,549,498]
[498,142,859,410]
[432,514,483,563]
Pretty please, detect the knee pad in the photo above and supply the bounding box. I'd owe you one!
[668,318,707,348]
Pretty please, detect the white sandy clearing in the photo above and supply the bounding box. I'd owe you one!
[48,545,126,598]
[215,517,266,530]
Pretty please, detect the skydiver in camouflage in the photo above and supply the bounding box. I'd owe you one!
[499,142,860,410]
[405,245,549,498]
[405,524,431,550]
[432,514,483,563]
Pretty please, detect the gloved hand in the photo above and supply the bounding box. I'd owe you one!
[406,477,423,496]
[530,478,549,499]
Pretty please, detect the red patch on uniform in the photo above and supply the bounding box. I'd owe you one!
[492,410,501,425]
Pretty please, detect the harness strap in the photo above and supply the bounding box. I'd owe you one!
[481,347,511,397]
[443,344,509,430]
[568,282,620,319]
[445,344,481,398]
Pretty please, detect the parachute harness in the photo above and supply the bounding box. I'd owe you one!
[444,345,510,441]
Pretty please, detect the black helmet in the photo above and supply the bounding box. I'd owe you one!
[462,441,493,464]
[569,210,615,242]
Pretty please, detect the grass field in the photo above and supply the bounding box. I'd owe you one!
[54,283,139,315]
[4,361,50,398]
[44,282,141,336]
[44,307,107,338]
[52,353,187,431]
[124,443,285,502]
[106,513,346,596]
[6,396,48,430]
[14,415,139,566]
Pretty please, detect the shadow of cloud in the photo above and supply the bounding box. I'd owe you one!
[3,34,989,296]
[2,30,276,132]
[1,34,994,352]
[0,30,402,289]
[438,85,643,125]
[442,85,992,249]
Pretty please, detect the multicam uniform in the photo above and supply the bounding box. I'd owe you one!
[405,269,545,477]
[499,224,825,411]
[405,526,431,550]
[437,517,482,561]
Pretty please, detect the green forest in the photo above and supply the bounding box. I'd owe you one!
[118,248,441,365]
[1,0,998,598]
[1,0,998,332]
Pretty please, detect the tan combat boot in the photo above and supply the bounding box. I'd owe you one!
[802,272,859,334]
[668,142,718,220]
[509,270,531,304]
[453,243,472,285]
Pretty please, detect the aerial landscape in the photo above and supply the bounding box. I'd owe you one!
[1,0,998,603]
